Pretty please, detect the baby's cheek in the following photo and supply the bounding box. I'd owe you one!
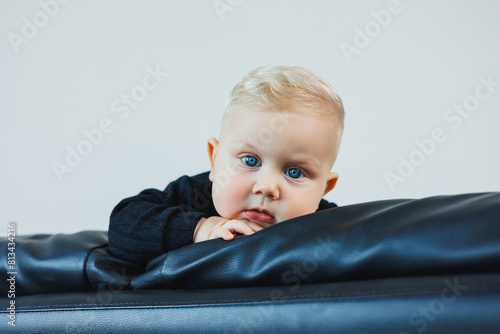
[284,196,321,221]
[214,176,247,217]
[225,178,247,204]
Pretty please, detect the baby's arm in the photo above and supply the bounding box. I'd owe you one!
[108,174,213,264]
[193,217,264,243]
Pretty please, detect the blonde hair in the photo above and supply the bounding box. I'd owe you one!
[224,65,345,132]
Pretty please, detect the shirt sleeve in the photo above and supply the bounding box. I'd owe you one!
[108,172,216,264]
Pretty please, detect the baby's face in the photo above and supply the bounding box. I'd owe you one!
[208,108,340,227]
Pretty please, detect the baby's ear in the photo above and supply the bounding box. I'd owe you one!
[323,172,338,195]
[207,137,219,181]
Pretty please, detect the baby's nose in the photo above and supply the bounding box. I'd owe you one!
[252,175,280,200]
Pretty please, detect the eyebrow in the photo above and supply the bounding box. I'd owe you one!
[288,153,321,172]
[229,140,259,151]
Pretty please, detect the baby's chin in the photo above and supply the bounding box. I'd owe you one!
[239,217,279,228]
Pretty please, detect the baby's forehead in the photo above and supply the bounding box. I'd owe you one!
[220,106,340,138]
[222,104,337,124]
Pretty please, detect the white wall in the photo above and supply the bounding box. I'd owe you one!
[1,0,499,236]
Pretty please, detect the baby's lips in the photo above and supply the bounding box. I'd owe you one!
[244,209,275,223]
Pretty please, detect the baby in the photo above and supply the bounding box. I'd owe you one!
[108,65,345,264]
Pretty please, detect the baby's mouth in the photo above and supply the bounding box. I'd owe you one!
[244,209,275,224]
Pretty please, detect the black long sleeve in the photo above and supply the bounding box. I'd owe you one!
[108,172,217,264]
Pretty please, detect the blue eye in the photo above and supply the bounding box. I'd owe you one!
[242,156,261,167]
[285,168,304,179]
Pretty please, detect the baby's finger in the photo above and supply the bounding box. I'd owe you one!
[244,221,265,232]
[221,231,235,240]
[210,226,235,240]
[225,219,256,236]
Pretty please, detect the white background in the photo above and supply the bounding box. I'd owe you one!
[1,0,499,236]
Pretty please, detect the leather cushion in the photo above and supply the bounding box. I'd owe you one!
[131,192,500,290]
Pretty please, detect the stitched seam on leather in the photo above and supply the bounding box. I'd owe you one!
[10,283,500,311]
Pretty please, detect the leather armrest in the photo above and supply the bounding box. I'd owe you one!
[0,231,108,296]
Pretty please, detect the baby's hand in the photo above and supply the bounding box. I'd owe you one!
[193,216,264,243]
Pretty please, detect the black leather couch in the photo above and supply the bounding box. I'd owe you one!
[2,192,500,333]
